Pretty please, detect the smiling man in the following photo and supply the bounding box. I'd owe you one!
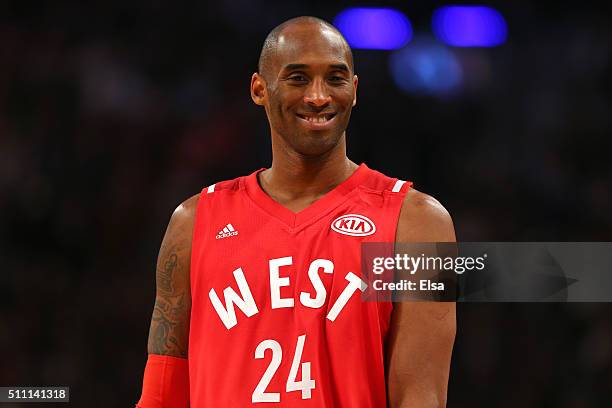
[136,16,456,408]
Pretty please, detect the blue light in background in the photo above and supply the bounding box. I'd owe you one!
[389,38,463,96]
[432,6,508,47]
[334,8,412,50]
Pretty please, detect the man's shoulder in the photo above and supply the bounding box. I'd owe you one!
[402,188,447,213]
[165,193,200,233]
[174,193,200,219]
[397,188,456,242]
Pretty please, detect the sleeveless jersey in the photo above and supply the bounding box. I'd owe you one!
[189,164,411,407]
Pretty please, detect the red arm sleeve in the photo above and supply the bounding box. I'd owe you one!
[136,354,189,408]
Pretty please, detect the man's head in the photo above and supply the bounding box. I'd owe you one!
[251,17,358,157]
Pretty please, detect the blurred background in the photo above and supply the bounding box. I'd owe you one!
[0,0,611,406]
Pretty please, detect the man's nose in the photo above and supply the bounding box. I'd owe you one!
[303,78,331,107]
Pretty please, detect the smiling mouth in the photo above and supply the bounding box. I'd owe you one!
[296,113,336,123]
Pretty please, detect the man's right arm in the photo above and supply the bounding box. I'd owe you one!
[137,194,199,408]
[148,194,198,357]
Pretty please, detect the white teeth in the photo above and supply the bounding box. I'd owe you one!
[306,116,328,123]
[300,114,334,124]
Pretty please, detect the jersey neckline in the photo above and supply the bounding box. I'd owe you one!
[243,163,370,229]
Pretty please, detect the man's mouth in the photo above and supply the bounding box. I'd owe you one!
[297,112,336,130]
[296,113,337,126]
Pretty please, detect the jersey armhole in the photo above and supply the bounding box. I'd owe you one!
[390,179,413,194]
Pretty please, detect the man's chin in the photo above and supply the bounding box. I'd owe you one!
[291,132,343,157]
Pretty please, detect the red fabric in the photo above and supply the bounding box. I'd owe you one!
[189,164,411,407]
[136,354,189,408]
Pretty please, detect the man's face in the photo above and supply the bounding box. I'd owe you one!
[252,25,358,156]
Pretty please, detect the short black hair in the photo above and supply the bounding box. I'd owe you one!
[258,16,354,80]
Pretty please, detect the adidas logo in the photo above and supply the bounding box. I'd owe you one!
[215,223,239,240]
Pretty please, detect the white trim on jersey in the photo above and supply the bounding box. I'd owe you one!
[207,184,216,193]
[392,180,406,193]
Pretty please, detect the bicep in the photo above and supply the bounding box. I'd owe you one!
[147,196,198,358]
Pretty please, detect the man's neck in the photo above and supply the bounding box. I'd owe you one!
[258,136,359,211]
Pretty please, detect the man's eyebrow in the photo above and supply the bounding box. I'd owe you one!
[281,63,350,72]
[282,63,308,72]
[329,63,350,72]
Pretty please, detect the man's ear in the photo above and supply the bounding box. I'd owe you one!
[251,73,267,106]
[352,74,358,107]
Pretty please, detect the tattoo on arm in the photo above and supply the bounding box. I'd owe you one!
[158,254,178,293]
[148,247,191,357]
[150,294,189,356]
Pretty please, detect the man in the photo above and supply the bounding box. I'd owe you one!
[136,16,455,408]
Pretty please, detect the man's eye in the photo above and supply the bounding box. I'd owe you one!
[288,75,307,81]
[329,76,346,82]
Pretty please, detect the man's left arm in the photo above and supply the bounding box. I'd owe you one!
[386,189,457,408]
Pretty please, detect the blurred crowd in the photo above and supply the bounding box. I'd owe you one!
[0,1,610,406]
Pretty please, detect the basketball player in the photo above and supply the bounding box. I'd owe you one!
[136,16,456,408]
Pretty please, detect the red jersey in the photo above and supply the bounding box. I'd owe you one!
[189,164,411,407]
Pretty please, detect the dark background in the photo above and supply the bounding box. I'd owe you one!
[1,0,611,406]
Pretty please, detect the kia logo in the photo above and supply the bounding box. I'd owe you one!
[331,214,376,237]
